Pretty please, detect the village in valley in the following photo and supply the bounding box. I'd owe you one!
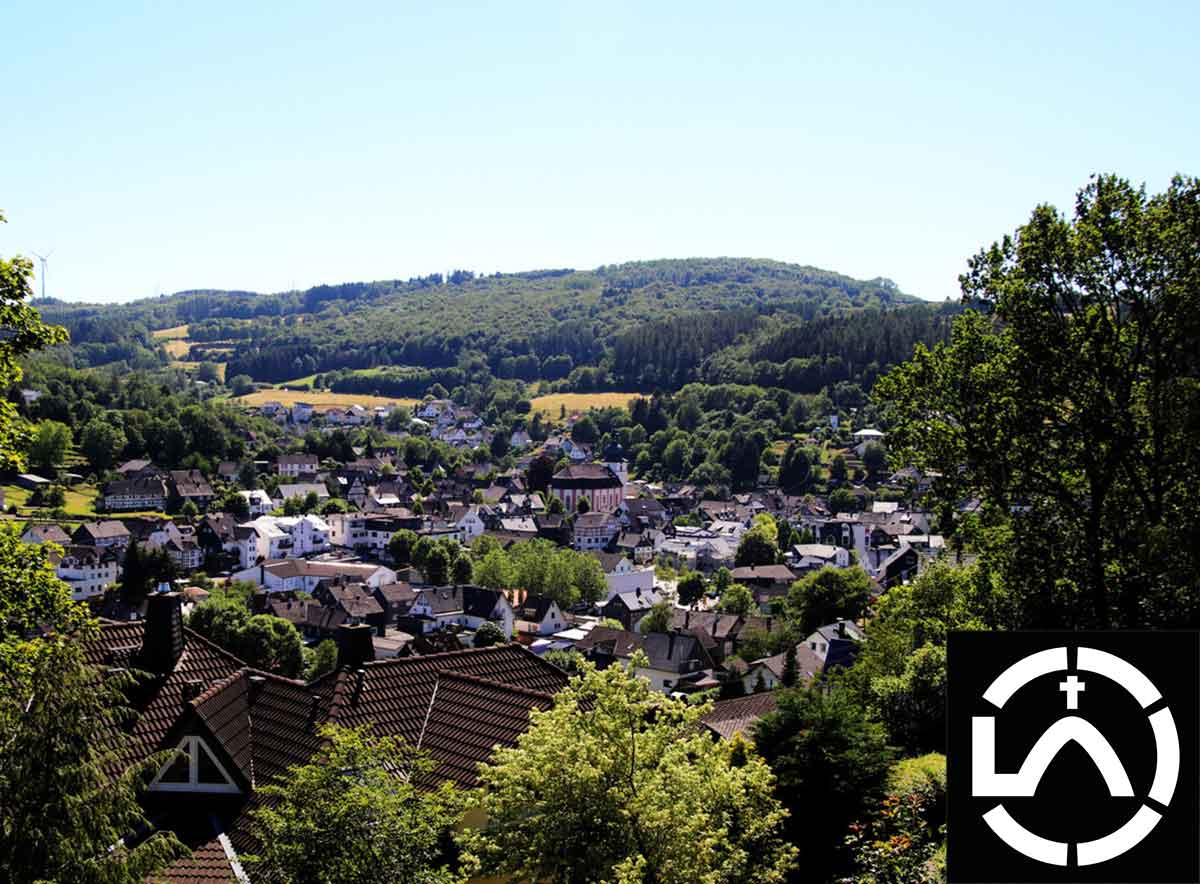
[4,4,1195,879]
[5,372,944,878]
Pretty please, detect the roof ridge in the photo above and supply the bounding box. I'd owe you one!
[182,626,252,668]
[358,641,525,670]
[190,669,249,707]
[437,669,557,702]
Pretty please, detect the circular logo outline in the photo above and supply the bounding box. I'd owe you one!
[970,646,1179,867]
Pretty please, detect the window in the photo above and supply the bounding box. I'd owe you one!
[149,735,240,794]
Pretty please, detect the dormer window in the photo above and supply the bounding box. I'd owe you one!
[149,735,240,794]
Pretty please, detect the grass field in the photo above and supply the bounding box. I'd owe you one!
[163,339,192,358]
[3,483,100,518]
[530,392,644,418]
[151,324,189,340]
[274,367,394,390]
[236,389,419,409]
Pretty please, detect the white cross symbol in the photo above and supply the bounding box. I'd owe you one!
[1059,674,1086,710]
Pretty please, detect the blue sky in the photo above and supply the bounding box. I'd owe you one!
[2,1,1196,303]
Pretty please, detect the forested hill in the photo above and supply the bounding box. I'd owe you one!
[34,258,935,394]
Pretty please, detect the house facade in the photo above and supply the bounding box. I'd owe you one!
[549,464,624,514]
[103,477,168,512]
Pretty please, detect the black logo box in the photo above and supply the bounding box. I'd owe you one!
[947,631,1199,884]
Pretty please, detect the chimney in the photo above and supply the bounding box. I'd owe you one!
[336,623,375,671]
[837,621,847,638]
[140,592,185,675]
[181,678,204,705]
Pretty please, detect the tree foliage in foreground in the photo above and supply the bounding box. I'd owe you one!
[845,754,947,884]
[753,681,894,884]
[846,561,1007,755]
[0,525,184,882]
[459,656,797,884]
[0,209,69,473]
[245,724,461,884]
[877,174,1200,628]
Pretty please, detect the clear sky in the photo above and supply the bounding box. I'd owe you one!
[2,1,1196,303]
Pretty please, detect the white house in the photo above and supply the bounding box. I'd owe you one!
[238,489,274,517]
[53,545,121,601]
[790,543,852,571]
[275,453,319,477]
[231,559,397,593]
[235,514,331,568]
[593,552,656,602]
[511,593,568,637]
[853,428,885,457]
[448,505,486,543]
[408,585,515,640]
[273,482,330,507]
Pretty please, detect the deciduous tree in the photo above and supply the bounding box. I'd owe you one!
[459,657,797,884]
[786,565,871,635]
[246,724,460,884]
[754,683,894,883]
[876,175,1200,628]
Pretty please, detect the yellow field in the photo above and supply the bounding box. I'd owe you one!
[163,339,191,358]
[531,392,645,418]
[152,324,189,339]
[235,389,420,409]
[171,361,227,381]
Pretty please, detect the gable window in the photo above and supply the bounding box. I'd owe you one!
[150,735,240,794]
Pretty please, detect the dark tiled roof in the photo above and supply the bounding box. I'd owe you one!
[84,622,246,766]
[74,520,131,541]
[103,477,167,498]
[417,671,555,787]
[641,632,714,674]
[550,464,621,486]
[701,691,780,740]
[170,469,214,499]
[668,610,742,641]
[192,673,253,785]
[326,644,567,746]
[324,585,384,619]
[574,626,644,657]
[154,835,238,884]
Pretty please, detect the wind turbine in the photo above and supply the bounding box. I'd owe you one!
[31,250,53,300]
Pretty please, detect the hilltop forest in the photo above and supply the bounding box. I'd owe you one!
[33,258,953,400]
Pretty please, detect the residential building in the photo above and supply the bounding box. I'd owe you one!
[80,597,565,881]
[168,469,215,511]
[571,511,621,551]
[600,587,662,631]
[237,489,274,517]
[52,545,121,600]
[103,476,168,512]
[275,453,319,478]
[73,520,132,549]
[231,559,398,593]
[408,585,515,640]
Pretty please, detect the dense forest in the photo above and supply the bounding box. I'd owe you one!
[35,258,947,398]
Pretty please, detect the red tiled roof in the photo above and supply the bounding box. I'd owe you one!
[700,691,780,740]
[327,643,567,746]
[153,836,238,884]
[417,671,555,787]
[84,622,246,767]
